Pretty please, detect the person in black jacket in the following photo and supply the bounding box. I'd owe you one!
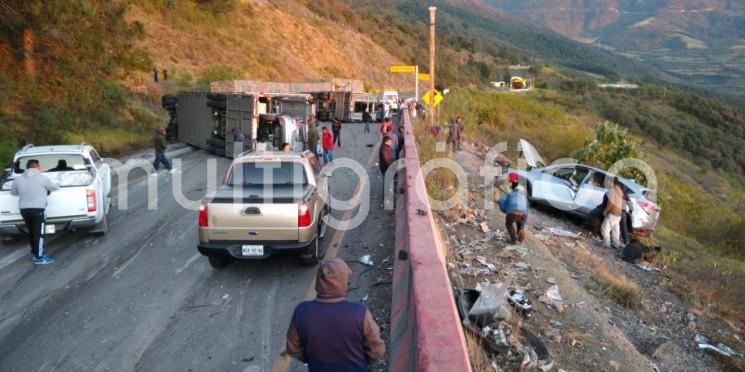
[331,117,342,147]
[396,125,405,159]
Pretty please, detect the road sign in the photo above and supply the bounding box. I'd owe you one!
[390,65,416,73]
[417,73,431,81]
[422,90,443,107]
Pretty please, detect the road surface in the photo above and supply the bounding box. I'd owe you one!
[0,122,394,372]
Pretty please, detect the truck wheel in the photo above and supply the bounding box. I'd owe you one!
[91,214,108,236]
[208,256,230,269]
[301,238,320,266]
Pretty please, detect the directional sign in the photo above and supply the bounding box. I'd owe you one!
[390,65,416,73]
[422,90,443,107]
[417,73,431,81]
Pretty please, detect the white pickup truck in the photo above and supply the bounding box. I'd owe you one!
[0,144,112,237]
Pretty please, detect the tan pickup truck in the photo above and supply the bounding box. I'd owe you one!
[197,151,330,268]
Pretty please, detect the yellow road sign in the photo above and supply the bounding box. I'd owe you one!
[390,65,416,73]
[422,90,443,107]
[417,73,431,81]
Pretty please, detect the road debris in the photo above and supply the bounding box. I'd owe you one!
[468,283,512,324]
[548,227,581,238]
[480,221,490,233]
[696,342,743,358]
[545,277,556,285]
[539,285,564,312]
[359,255,374,267]
[221,294,230,300]
[476,256,498,273]
[507,290,534,318]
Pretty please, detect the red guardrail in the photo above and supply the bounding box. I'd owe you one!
[390,107,471,371]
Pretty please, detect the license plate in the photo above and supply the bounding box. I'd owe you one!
[44,224,55,235]
[242,245,264,256]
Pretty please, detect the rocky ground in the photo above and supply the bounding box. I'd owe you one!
[438,144,745,371]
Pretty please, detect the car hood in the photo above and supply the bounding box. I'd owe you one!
[518,139,545,168]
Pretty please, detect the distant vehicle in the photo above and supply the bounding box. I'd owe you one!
[197,151,331,268]
[507,140,660,233]
[0,144,112,237]
[381,90,399,118]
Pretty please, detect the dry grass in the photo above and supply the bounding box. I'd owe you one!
[465,330,493,372]
[574,244,641,309]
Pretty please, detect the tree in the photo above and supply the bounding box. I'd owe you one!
[574,121,643,181]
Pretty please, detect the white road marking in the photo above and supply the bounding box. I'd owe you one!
[175,253,201,274]
[0,248,27,271]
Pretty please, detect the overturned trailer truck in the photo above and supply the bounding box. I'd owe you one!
[175,92,314,157]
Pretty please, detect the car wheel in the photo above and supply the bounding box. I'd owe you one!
[91,214,108,236]
[301,238,320,266]
[208,256,230,268]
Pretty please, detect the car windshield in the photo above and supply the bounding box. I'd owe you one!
[228,161,307,186]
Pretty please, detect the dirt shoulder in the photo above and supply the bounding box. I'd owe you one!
[438,145,743,371]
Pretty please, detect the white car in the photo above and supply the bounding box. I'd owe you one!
[0,144,112,237]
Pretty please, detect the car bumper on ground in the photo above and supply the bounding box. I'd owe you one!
[197,240,313,260]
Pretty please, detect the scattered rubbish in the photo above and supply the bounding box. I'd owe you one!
[546,277,556,285]
[548,227,581,238]
[514,262,530,271]
[221,294,230,300]
[468,283,512,325]
[457,218,468,225]
[522,326,550,359]
[504,245,528,257]
[507,290,534,318]
[539,285,564,312]
[476,256,498,272]
[481,326,510,354]
[697,342,743,358]
[359,255,374,267]
[609,360,621,370]
[361,295,369,302]
[533,223,545,231]
[480,222,490,233]
[520,346,538,369]
[455,288,480,324]
[539,360,554,372]
[534,233,549,241]
[634,263,661,272]
[694,334,707,344]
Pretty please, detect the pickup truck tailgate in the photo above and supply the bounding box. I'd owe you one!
[206,202,299,241]
[0,187,89,223]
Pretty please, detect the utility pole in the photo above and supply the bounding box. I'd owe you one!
[428,6,436,128]
[415,65,419,103]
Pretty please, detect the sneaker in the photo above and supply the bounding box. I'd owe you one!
[168,168,179,174]
[33,255,54,265]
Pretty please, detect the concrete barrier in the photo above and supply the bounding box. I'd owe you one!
[390,108,471,371]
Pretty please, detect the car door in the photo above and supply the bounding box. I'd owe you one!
[573,170,606,215]
[531,165,576,211]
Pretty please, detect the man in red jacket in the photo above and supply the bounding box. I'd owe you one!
[379,118,393,136]
[322,127,334,164]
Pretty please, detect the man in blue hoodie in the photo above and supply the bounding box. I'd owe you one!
[499,184,529,244]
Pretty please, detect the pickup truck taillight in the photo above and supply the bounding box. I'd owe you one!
[86,189,97,212]
[199,204,208,227]
[298,202,311,228]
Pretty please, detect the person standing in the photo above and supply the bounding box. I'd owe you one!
[396,125,405,159]
[152,65,159,82]
[362,110,372,133]
[232,127,245,156]
[602,178,625,249]
[379,118,393,137]
[386,126,398,159]
[152,128,177,175]
[163,68,168,81]
[330,117,342,147]
[286,258,385,371]
[447,119,460,151]
[499,184,529,244]
[10,159,59,264]
[307,120,319,157]
[379,136,395,177]
[454,116,464,150]
[322,127,334,164]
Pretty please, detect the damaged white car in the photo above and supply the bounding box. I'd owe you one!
[506,139,660,234]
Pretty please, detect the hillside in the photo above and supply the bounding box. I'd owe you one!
[0,0,410,162]
[482,0,745,98]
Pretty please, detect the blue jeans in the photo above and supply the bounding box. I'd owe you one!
[323,149,334,164]
[153,154,172,171]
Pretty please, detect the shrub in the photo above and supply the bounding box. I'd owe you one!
[574,121,643,181]
[196,63,243,89]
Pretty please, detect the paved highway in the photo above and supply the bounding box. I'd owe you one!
[0,123,393,372]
